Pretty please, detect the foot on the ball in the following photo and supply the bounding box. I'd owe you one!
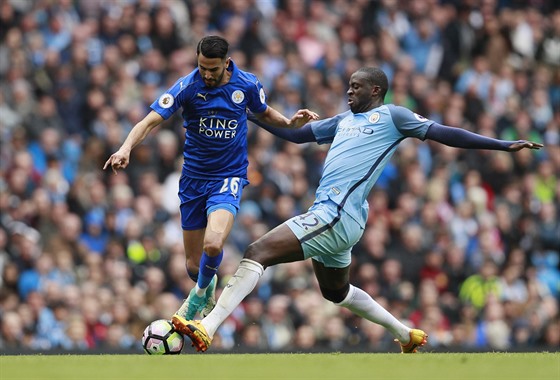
[171,316,212,352]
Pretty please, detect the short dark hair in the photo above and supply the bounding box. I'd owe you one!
[357,67,389,99]
[197,36,229,59]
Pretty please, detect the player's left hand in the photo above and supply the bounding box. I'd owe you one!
[289,109,319,128]
[508,140,544,152]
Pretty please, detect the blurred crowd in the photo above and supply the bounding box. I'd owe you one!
[1,0,559,353]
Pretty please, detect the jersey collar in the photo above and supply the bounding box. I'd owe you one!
[227,59,239,84]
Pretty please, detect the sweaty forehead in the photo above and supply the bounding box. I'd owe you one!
[349,71,369,85]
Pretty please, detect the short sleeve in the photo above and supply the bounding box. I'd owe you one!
[150,77,187,119]
[387,104,434,140]
[245,78,268,115]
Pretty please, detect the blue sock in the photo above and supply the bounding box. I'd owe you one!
[187,269,198,283]
[198,251,223,289]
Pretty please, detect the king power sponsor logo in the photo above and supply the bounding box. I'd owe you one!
[199,117,239,138]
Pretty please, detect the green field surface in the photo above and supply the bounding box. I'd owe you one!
[1,352,558,380]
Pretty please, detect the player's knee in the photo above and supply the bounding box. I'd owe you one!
[186,260,198,273]
[244,242,260,261]
[203,240,223,256]
[244,242,267,266]
[319,283,350,304]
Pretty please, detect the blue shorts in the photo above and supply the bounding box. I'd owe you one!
[179,175,249,230]
[285,200,364,268]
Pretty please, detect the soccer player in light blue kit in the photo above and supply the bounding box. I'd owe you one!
[104,36,318,320]
[173,67,543,353]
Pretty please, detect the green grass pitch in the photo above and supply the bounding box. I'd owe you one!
[1,352,558,380]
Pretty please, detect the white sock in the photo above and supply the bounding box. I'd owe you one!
[336,285,411,343]
[195,285,205,296]
[202,258,264,337]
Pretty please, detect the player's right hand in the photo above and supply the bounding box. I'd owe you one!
[103,149,131,175]
[290,109,319,128]
[508,140,544,152]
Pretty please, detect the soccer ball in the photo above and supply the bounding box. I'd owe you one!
[142,319,184,355]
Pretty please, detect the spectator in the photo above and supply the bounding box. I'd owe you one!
[459,259,502,311]
[261,295,295,350]
[0,311,25,349]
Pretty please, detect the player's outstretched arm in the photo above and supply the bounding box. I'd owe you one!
[255,106,319,129]
[103,111,164,174]
[248,112,316,144]
[425,123,543,152]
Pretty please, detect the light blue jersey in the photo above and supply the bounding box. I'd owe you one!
[286,104,433,267]
[310,104,433,227]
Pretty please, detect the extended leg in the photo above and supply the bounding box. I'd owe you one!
[186,209,234,319]
[173,223,304,351]
[312,260,427,353]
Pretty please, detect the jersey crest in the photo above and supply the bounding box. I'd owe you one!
[369,112,380,123]
[231,90,244,104]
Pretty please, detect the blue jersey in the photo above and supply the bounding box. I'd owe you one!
[308,104,433,227]
[150,61,268,180]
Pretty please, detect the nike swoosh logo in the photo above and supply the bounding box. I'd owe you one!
[225,274,240,288]
[205,265,218,271]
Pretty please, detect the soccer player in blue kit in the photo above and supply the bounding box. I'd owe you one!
[104,36,318,321]
[173,67,543,353]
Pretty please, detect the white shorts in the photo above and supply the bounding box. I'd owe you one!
[285,200,364,268]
